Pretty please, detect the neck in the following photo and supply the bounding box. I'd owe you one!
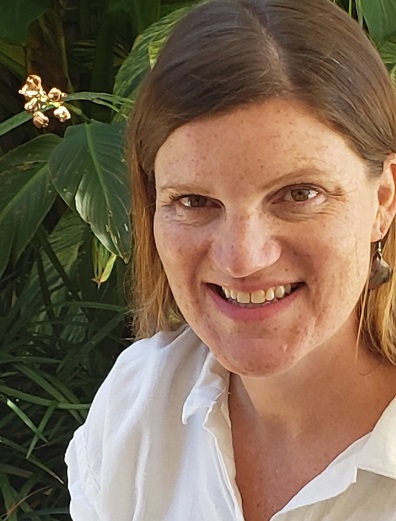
[231,337,396,441]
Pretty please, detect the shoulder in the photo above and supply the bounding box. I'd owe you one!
[103,325,209,403]
[81,325,209,429]
[113,324,208,376]
[65,326,211,519]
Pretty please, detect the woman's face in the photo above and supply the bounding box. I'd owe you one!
[153,99,382,377]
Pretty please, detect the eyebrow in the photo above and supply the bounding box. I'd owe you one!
[157,166,339,194]
[158,183,214,194]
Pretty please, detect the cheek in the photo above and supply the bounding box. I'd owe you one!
[301,219,372,322]
[153,214,177,273]
[154,217,203,321]
[153,214,199,290]
[288,205,373,307]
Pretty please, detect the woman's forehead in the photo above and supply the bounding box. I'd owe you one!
[154,98,362,179]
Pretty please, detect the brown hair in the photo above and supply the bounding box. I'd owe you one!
[128,0,396,363]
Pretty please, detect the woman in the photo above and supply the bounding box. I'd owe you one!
[66,0,396,519]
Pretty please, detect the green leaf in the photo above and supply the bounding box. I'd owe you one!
[0,111,32,138]
[113,6,191,108]
[0,436,63,482]
[361,0,396,43]
[6,399,48,443]
[92,237,118,286]
[65,91,133,121]
[26,401,58,459]
[0,472,18,521]
[65,91,133,113]
[0,464,32,479]
[112,5,191,123]
[49,121,131,261]
[0,0,51,45]
[160,2,199,17]
[15,364,76,406]
[0,41,26,80]
[120,0,161,33]
[0,134,61,278]
[378,39,396,66]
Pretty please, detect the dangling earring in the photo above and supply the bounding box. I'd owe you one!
[368,240,392,290]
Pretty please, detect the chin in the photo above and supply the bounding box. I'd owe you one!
[205,334,306,378]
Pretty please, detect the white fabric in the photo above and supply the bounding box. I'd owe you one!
[65,326,396,521]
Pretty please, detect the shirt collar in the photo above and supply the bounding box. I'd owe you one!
[182,347,229,424]
[357,394,396,479]
[181,330,396,493]
[279,395,396,514]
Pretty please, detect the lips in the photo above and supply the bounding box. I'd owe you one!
[218,283,300,305]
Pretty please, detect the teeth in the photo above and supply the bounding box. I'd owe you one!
[236,291,250,304]
[265,287,275,301]
[251,290,265,304]
[221,283,296,304]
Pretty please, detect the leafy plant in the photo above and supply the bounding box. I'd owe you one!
[0,1,196,519]
[333,0,396,78]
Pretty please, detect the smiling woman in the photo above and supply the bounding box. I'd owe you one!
[153,99,382,378]
[66,1,396,520]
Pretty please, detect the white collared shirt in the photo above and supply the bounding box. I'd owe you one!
[65,326,396,520]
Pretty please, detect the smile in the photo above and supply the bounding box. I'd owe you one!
[219,283,300,306]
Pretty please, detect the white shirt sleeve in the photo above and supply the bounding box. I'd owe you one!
[66,425,101,520]
[65,327,201,521]
[65,335,152,521]
[65,350,116,521]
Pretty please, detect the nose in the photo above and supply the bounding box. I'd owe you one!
[211,211,282,278]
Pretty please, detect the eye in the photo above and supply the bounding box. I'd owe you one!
[177,195,211,208]
[283,187,319,202]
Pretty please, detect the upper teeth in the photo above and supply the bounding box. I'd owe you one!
[222,284,292,304]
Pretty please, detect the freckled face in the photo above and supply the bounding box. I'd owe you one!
[153,99,380,377]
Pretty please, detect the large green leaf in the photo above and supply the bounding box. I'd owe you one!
[120,0,161,34]
[113,6,191,122]
[0,134,61,279]
[361,0,396,43]
[160,2,199,17]
[0,111,32,138]
[65,91,133,119]
[0,41,26,80]
[49,121,131,262]
[0,0,51,45]
[378,38,396,70]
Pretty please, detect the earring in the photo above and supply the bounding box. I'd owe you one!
[368,240,392,290]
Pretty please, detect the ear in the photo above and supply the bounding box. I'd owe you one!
[371,154,396,242]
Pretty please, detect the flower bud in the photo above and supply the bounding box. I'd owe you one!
[33,111,49,128]
[24,98,39,113]
[19,84,39,100]
[48,87,66,102]
[53,106,71,122]
[26,75,42,91]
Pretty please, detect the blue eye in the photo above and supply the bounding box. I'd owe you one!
[284,187,319,202]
